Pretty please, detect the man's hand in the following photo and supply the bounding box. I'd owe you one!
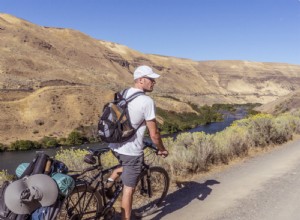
[146,119,168,158]
[157,150,168,158]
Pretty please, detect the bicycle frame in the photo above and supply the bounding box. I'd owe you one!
[98,163,123,215]
[99,159,153,215]
[67,142,160,219]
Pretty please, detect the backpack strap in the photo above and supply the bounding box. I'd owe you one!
[114,89,144,103]
[115,89,145,129]
[114,91,123,102]
[124,89,145,103]
[124,89,146,128]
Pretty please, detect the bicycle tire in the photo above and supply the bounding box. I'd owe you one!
[132,166,169,218]
[56,184,103,220]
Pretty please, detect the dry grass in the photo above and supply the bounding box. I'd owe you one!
[0,170,14,186]
[159,111,300,181]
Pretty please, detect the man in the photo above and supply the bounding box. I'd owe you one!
[108,65,168,220]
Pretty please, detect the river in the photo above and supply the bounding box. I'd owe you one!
[0,110,246,174]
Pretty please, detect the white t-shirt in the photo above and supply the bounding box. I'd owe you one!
[109,87,156,156]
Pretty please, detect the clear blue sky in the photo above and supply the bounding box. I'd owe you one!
[1,0,300,65]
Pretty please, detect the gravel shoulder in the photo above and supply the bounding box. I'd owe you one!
[145,136,300,220]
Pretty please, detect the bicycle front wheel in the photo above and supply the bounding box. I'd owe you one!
[56,184,103,220]
[133,166,169,218]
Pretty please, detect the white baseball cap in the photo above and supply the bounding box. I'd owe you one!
[133,65,160,80]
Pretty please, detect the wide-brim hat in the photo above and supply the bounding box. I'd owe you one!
[4,174,58,214]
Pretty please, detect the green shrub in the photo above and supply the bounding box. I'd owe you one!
[213,125,249,163]
[55,147,118,172]
[291,110,300,134]
[0,143,6,152]
[197,104,223,124]
[88,136,98,143]
[233,114,273,147]
[58,137,67,145]
[74,125,99,143]
[55,148,89,171]
[66,131,84,146]
[161,132,214,177]
[0,170,14,186]
[270,114,295,144]
[40,136,59,148]
[10,140,42,151]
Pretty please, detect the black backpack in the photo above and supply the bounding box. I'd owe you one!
[98,89,144,143]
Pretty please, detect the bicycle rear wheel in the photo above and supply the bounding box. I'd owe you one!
[56,184,103,220]
[132,166,169,218]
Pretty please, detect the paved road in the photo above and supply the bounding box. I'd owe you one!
[145,138,300,220]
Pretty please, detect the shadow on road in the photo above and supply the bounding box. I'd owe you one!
[146,179,220,219]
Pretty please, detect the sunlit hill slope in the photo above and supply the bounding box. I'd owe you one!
[0,13,300,144]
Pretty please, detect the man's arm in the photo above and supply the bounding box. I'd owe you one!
[146,119,168,157]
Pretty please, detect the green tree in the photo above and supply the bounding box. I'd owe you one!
[66,131,84,145]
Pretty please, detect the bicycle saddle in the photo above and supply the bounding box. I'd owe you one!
[89,147,111,156]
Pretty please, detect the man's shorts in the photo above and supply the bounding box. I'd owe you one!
[113,152,144,188]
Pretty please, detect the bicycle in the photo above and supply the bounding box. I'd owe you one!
[56,141,170,220]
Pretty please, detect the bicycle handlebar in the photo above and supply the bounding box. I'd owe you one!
[143,140,158,152]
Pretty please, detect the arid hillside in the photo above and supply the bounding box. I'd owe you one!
[256,88,300,114]
[1,13,300,144]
